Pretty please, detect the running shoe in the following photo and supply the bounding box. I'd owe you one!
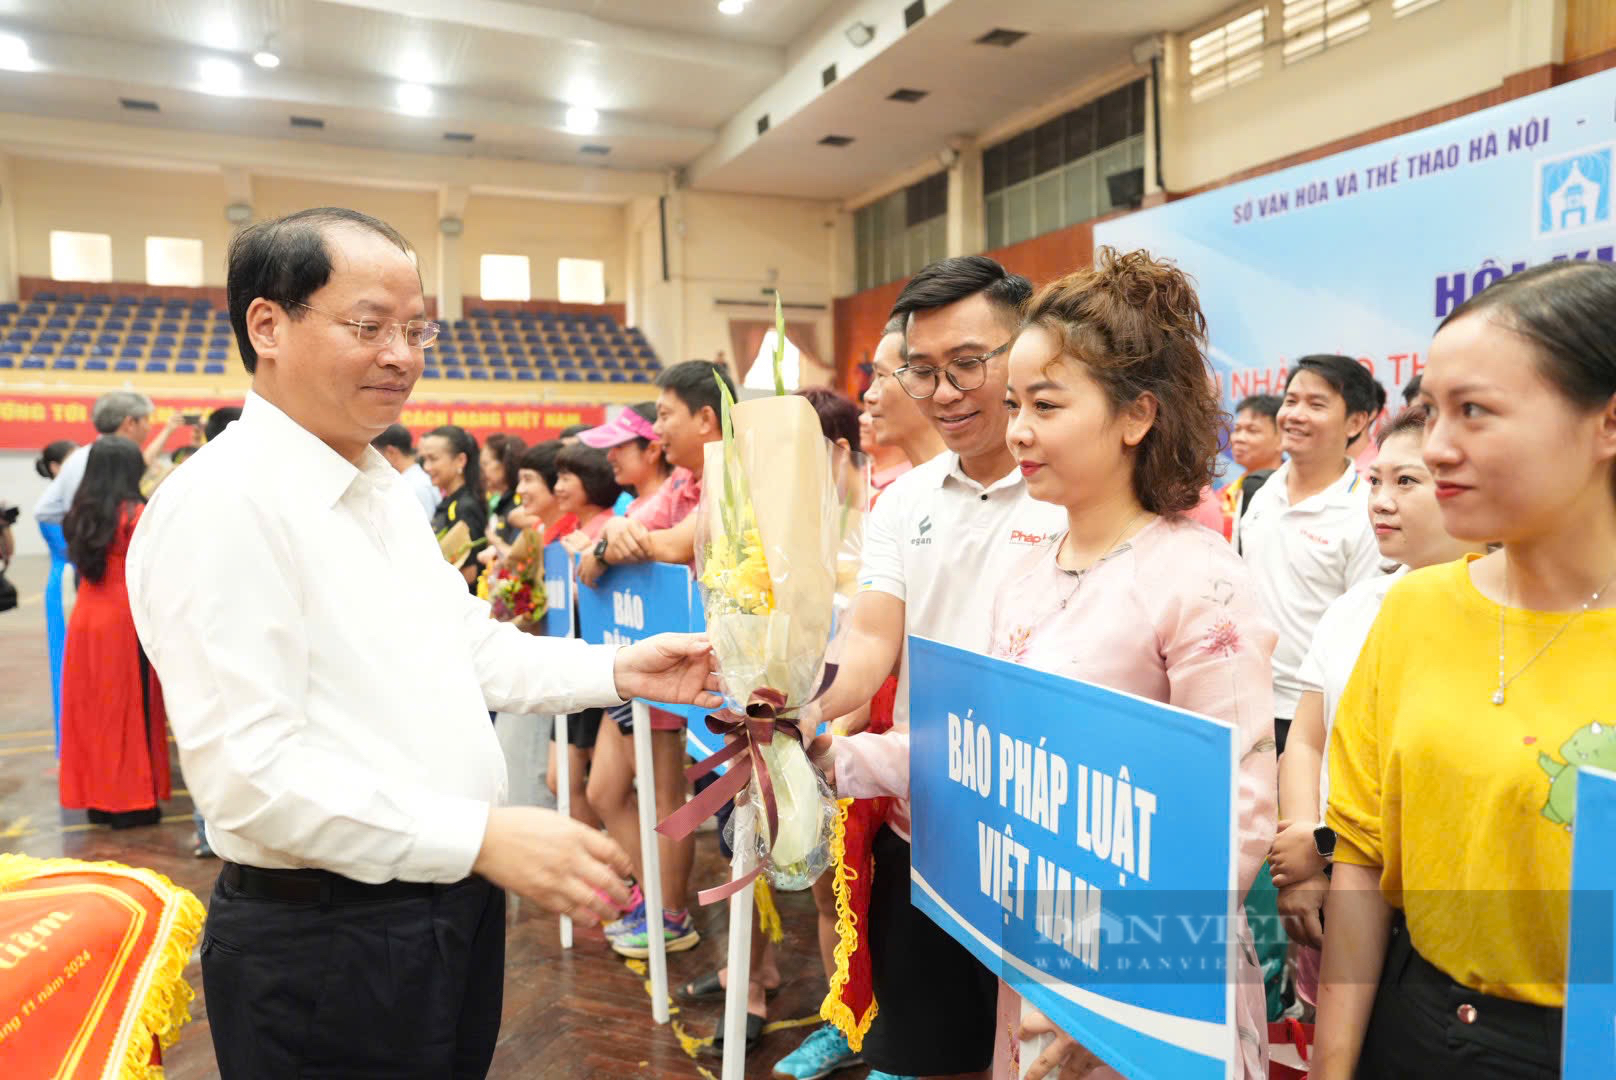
[610,908,701,958]
[772,1022,863,1079]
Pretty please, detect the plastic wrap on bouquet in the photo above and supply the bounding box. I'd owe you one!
[477,529,547,634]
[658,386,866,900]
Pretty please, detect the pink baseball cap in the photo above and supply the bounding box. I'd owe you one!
[577,405,659,449]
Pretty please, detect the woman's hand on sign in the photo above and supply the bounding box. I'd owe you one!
[1269,818,1327,887]
[604,517,651,563]
[613,632,723,710]
[1018,1007,1106,1079]
[560,530,591,555]
[577,551,606,587]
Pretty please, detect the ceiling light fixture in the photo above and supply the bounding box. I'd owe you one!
[717,0,745,14]
[845,21,875,47]
[396,82,433,115]
[253,48,280,69]
[198,57,243,96]
[0,32,36,72]
[565,105,599,133]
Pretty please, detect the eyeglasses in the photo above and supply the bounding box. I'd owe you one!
[892,341,1011,400]
[284,301,440,349]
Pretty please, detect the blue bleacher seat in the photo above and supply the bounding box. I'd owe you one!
[131,320,152,332]
[16,316,39,329]
[562,370,582,382]
[84,358,109,372]
[207,349,228,362]
[104,319,127,331]
[114,360,136,373]
[151,346,173,360]
[469,369,489,380]
[204,362,226,376]
[51,358,76,371]
[158,322,181,334]
[63,343,85,356]
[182,335,203,348]
[21,357,46,370]
[609,372,627,383]
[586,371,604,383]
[62,293,84,303]
[46,316,69,329]
[144,360,169,373]
[69,331,92,343]
[436,354,461,367]
[120,345,143,359]
[113,295,135,306]
[422,367,441,380]
[180,347,201,360]
[1,341,22,354]
[90,294,112,305]
[445,368,466,380]
[37,330,62,344]
[516,370,536,382]
[34,292,57,302]
[493,370,512,381]
[174,361,198,374]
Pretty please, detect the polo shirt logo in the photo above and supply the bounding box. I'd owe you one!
[1009,529,1051,546]
[1298,527,1333,547]
[911,515,934,546]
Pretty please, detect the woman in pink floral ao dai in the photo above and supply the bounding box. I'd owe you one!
[989,248,1278,1080]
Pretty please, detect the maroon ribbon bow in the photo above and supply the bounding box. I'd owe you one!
[657,687,805,904]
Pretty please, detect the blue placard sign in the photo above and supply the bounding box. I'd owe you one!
[907,636,1237,1079]
[542,542,574,638]
[1564,765,1616,1079]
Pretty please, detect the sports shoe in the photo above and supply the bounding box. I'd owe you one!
[603,883,645,940]
[610,908,701,958]
[864,1071,918,1080]
[772,1023,863,1079]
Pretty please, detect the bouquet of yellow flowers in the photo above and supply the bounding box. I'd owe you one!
[683,307,865,894]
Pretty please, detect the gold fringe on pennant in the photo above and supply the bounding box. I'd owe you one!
[753,875,784,945]
[818,798,878,1052]
[0,854,206,1080]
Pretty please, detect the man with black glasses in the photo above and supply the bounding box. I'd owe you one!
[804,255,1065,1080]
[128,207,721,1078]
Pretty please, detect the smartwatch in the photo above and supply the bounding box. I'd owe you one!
[1313,824,1336,861]
[592,537,611,565]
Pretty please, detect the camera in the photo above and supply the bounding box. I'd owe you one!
[0,505,18,527]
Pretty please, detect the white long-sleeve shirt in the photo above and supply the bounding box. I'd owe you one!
[127,392,623,884]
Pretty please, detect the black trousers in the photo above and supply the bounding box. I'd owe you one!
[861,826,998,1075]
[1357,917,1561,1079]
[202,870,505,1079]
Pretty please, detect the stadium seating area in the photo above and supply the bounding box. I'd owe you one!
[0,294,662,385]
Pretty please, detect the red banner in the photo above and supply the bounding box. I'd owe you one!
[0,393,604,452]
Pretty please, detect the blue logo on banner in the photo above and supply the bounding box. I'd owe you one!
[907,636,1237,1079]
[1564,765,1616,1079]
[1539,146,1612,236]
[542,543,574,638]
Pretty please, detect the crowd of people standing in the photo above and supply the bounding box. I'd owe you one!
[16,203,1613,1080]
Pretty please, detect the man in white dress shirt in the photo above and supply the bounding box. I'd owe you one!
[127,207,721,1079]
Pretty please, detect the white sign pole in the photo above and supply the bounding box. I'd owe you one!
[719,805,755,1080]
[555,712,572,950]
[632,699,670,1023]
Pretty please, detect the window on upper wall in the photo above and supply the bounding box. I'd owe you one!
[1282,0,1371,64]
[1189,7,1266,103]
[557,258,606,304]
[480,254,531,302]
[145,236,204,287]
[981,78,1147,250]
[853,171,947,292]
[49,231,113,282]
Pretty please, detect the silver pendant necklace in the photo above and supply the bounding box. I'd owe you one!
[1055,512,1150,611]
[1493,560,1616,705]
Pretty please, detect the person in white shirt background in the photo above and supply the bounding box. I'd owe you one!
[804,255,1066,1080]
[1268,402,1487,1008]
[127,207,722,1080]
[1237,354,1387,754]
[371,421,441,518]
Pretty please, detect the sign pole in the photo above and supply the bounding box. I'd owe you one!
[633,699,670,1023]
[719,806,755,1080]
[555,712,572,950]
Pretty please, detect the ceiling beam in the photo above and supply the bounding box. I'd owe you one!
[320,0,783,76]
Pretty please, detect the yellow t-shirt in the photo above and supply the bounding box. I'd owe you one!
[1327,554,1616,1006]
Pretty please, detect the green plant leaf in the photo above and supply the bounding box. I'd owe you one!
[772,291,787,397]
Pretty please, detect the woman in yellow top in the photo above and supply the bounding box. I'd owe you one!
[1315,259,1616,1078]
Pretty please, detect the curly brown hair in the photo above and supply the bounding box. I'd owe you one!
[1021,246,1224,514]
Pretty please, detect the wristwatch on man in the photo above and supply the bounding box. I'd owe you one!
[1313,824,1337,861]
[592,537,611,565]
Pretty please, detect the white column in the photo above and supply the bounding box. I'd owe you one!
[946,136,984,257]
[437,185,469,323]
[0,154,18,303]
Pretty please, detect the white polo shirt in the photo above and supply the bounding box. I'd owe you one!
[1295,565,1407,816]
[1236,459,1380,719]
[860,450,1066,730]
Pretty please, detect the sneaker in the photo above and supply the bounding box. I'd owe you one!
[603,884,645,940]
[610,908,701,958]
[864,1072,918,1080]
[772,1023,863,1079]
